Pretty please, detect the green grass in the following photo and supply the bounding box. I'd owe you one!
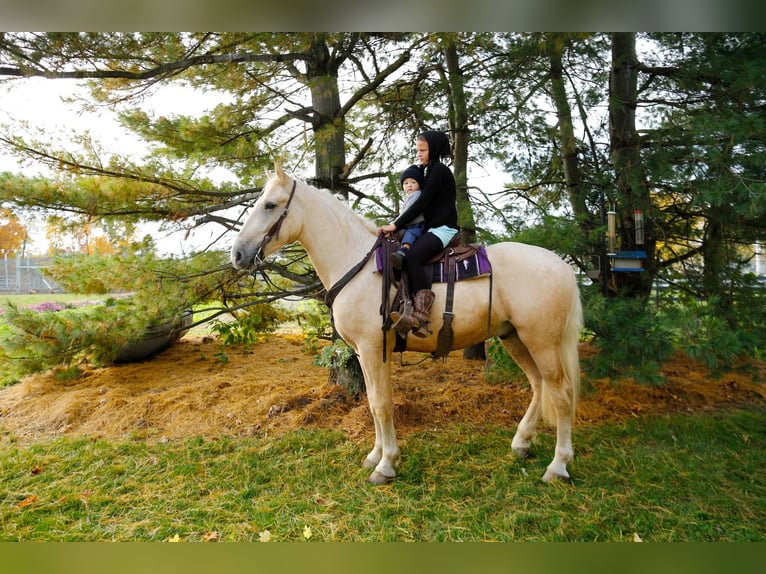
[0,293,109,308]
[1,407,764,541]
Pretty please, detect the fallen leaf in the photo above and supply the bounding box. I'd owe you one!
[258,530,271,542]
[204,531,219,542]
[30,466,43,475]
[303,526,312,540]
[633,532,643,542]
[166,534,181,542]
[18,495,38,508]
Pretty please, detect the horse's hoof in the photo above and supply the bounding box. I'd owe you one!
[542,470,571,484]
[512,446,531,460]
[367,470,394,485]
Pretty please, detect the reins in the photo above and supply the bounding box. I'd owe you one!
[256,176,382,313]
[325,233,385,308]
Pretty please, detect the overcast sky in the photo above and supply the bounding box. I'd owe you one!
[1,78,236,255]
[0,78,222,174]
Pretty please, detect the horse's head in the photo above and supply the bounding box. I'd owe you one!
[231,163,299,270]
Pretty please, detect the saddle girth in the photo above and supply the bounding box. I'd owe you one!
[433,252,457,359]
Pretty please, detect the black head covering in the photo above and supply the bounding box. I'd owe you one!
[418,130,452,163]
[399,164,424,188]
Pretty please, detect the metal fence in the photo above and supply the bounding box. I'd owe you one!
[0,253,62,294]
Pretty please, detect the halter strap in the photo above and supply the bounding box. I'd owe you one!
[258,178,297,255]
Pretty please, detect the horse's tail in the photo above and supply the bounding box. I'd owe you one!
[541,283,583,426]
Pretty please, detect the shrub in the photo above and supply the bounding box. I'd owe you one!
[0,298,179,376]
[291,298,333,353]
[312,338,364,394]
[485,338,524,385]
[669,294,765,370]
[209,303,287,347]
[583,290,675,384]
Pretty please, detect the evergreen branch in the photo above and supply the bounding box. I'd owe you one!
[339,48,411,117]
[0,51,308,81]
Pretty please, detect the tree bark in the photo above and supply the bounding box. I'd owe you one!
[547,34,592,236]
[300,35,366,392]
[608,32,655,297]
[443,38,475,245]
[702,213,734,319]
[307,36,347,192]
[442,36,485,361]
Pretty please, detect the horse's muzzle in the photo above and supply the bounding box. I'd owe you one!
[231,246,263,270]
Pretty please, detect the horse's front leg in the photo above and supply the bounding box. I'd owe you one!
[357,346,399,485]
[361,416,384,470]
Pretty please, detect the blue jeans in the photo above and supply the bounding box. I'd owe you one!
[400,222,424,248]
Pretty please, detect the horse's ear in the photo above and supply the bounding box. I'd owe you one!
[274,161,287,183]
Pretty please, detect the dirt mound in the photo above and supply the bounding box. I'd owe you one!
[1,334,764,444]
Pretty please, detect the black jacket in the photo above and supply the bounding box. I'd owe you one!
[393,133,458,231]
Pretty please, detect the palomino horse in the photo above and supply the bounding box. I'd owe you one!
[231,165,583,485]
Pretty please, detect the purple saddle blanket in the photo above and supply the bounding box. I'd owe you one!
[375,244,492,283]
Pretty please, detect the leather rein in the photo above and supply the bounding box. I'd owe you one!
[325,233,385,308]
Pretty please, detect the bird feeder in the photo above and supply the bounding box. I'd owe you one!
[607,209,617,254]
[604,206,647,272]
[585,254,601,280]
[609,250,646,272]
[634,209,645,245]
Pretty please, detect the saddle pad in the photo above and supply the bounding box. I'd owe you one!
[375,244,492,283]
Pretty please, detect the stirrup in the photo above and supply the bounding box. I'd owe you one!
[390,300,417,335]
[390,250,405,270]
[411,321,431,338]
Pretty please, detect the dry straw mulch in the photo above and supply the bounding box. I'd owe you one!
[1,333,764,445]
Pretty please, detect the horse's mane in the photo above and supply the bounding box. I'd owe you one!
[294,176,379,235]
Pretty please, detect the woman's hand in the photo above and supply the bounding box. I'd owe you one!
[378,223,397,235]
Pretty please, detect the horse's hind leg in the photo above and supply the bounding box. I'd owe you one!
[542,400,574,483]
[502,333,576,482]
[499,334,543,460]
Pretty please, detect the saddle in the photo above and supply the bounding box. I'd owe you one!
[375,235,492,283]
[377,234,493,360]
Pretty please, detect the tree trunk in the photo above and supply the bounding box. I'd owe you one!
[443,37,475,245]
[305,35,365,393]
[442,36,485,361]
[608,32,655,297]
[547,34,592,235]
[547,34,610,294]
[307,35,347,193]
[703,213,734,320]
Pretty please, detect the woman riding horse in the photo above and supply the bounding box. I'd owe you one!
[378,130,459,337]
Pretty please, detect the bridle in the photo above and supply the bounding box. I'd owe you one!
[255,178,297,263]
[250,176,380,317]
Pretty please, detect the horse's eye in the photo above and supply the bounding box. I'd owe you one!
[264,202,277,210]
